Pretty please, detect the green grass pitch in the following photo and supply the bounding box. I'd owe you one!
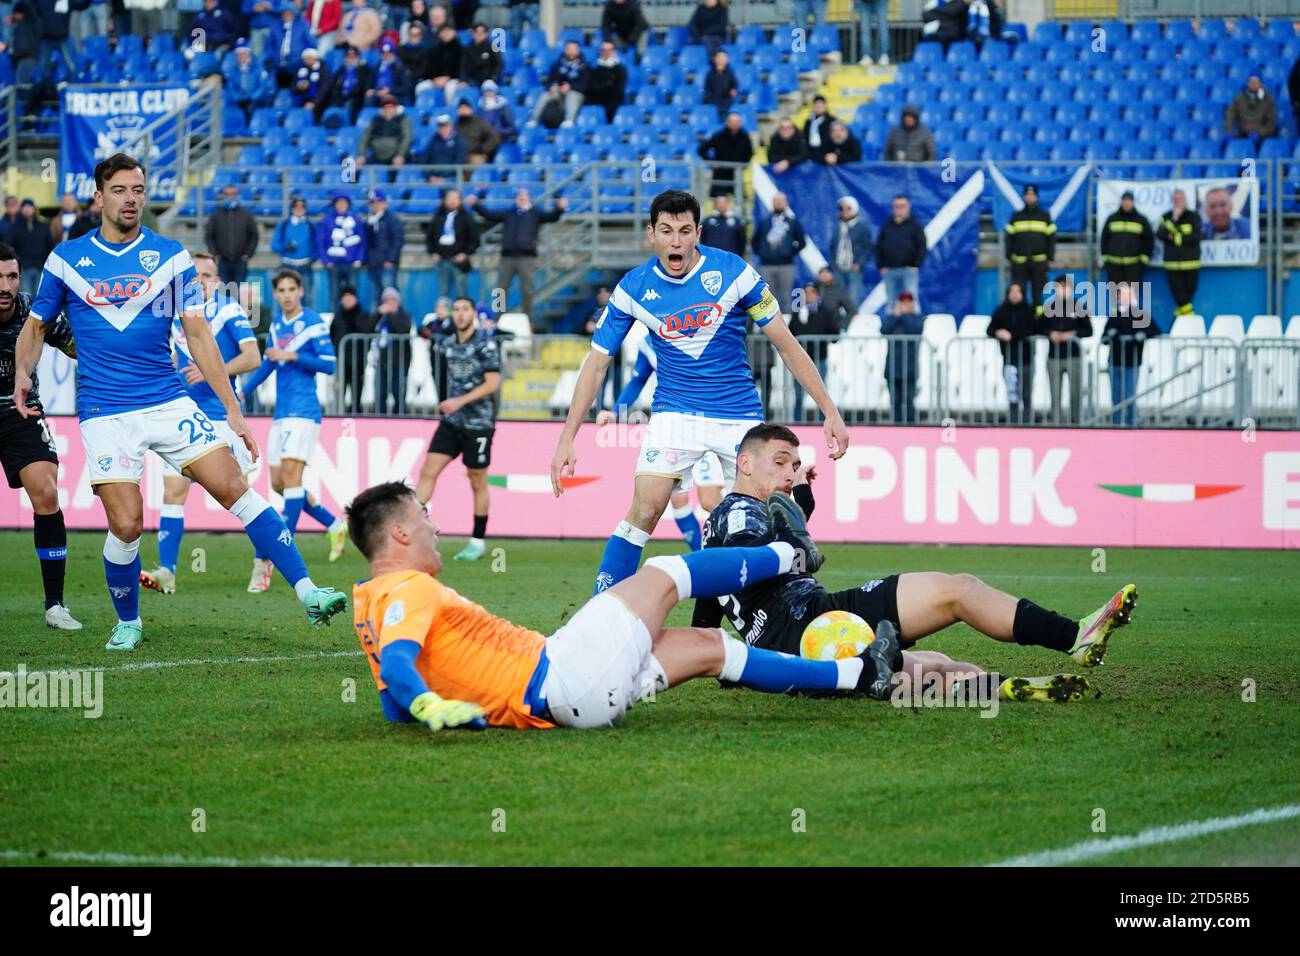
[2,531,1298,866]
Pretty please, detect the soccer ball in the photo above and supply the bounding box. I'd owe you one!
[800,610,875,661]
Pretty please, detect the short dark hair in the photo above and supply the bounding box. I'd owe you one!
[452,295,476,309]
[273,268,302,289]
[739,423,799,458]
[0,241,18,272]
[649,189,701,227]
[94,152,146,192]
[346,481,419,560]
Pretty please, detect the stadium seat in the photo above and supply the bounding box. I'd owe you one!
[1221,138,1256,161]
[1208,315,1245,342]
[1170,314,1206,337]
[1247,315,1283,337]
[1164,20,1194,43]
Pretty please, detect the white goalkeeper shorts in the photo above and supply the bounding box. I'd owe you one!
[634,412,753,488]
[541,591,661,729]
[267,417,321,466]
[162,418,255,477]
[81,396,230,485]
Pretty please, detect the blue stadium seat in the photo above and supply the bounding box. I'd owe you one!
[752,45,785,72]
[1163,21,1194,43]
[634,86,661,108]
[1032,22,1063,44]
[687,105,716,130]
[1129,21,1161,45]
[981,141,1014,162]
[1232,18,1262,41]
[554,126,583,150]
[998,122,1032,143]
[947,40,977,62]
[237,145,266,166]
[768,64,800,94]
[575,105,605,128]
[1152,141,1188,160]
[679,45,710,74]
[222,109,249,138]
[518,29,549,54]
[1023,62,1054,85]
[653,65,685,89]
[334,126,363,156]
[606,143,638,163]
[590,127,620,152]
[1122,101,1158,123]
[1083,142,1119,161]
[272,145,304,166]
[1055,62,1086,84]
[913,42,942,65]
[1191,61,1226,82]
[1101,121,1138,144]
[640,46,673,72]
[1062,21,1095,45]
[978,40,1010,64]
[1119,142,1156,161]
[613,104,641,128]
[950,142,981,162]
[1258,137,1290,161]
[672,87,703,107]
[1011,41,1045,62]
[744,84,777,113]
[810,25,839,54]
[651,105,680,128]
[737,25,766,48]
[1221,138,1255,161]
[1044,44,1076,65]
[1032,122,1065,145]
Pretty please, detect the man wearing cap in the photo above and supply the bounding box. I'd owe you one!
[462,22,502,86]
[422,114,468,183]
[365,190,404,308]
[272,194,318,304]
[465,188,566,325]
[1004,183,1055,310]
[366,37,413,107]
[883,105,936,163]
[456,99,501,164]
[267,2,314,87]
[373,286,414,415]
[828,195,871,310]
[293,47,333,119]
[317,191,367,308]
[478,80,517,143]
[426,188,480,299]
[1100,189,1152,292]
[358,95,414,166]
[8,200,51,299]
[881,289,923,424]
[222,39,275,122]
[205,185,260,287]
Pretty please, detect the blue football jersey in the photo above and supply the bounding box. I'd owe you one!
[28,226,203,421]
[171,294,257,421]
[590,244,779,420]
[242,307,336,422]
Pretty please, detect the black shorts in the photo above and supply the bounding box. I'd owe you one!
[429,420,494,470]
[758,574,902,656]
[0,407,59,489]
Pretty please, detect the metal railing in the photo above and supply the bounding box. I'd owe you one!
[0,85,15,171]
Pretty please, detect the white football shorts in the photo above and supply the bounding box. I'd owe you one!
[81,396,230,485]
[267,417,321,466]
[634,412,754,488]
[162,418,256,477]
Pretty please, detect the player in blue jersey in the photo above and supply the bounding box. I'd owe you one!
[241,266,346,593]
[139,251,262,594]
[550,189,849,594]
[12,153,347,650]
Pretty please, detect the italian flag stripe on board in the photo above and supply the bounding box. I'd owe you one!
[487,475,598,493]
[1099,484,1241,501]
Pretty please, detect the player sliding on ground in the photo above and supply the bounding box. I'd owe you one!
[349,481,905,732]
[550,188,849,595]
[12,152,347,650]
[692,424,1140,703]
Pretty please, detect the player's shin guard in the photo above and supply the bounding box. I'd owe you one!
[305,497,339,530]
[718,635,857,693]
[282,486,306,533]
[672,504,702,551]
[594,520,651,593]
[230,489,316,599]
[33,510,68,609]
[103,532,141,624]
[157,503,185,573]
[644,542,795,601]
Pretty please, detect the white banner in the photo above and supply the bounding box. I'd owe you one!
[1097,177,1259,266]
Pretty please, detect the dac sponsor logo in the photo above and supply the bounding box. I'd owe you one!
[655,302,723,340]
[86,274,153,306]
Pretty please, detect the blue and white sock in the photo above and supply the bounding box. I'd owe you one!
[672,503,701,551]
[282,486,306,533]
[644,541,795,601]
[230,489,316,600]
[157,503,185,573]
[103,532,141,625]
[305,497,340,531]
[594,520,651,594]
[719,635,863,693]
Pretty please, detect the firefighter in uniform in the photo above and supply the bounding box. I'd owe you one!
[1005,184,1055,311]
[1157,188,1201,319]
[1100,189,1153,290]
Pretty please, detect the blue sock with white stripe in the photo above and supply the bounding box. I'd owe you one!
[644,542,794,600]
[282,486,306,533]
[672,503,702,551]
[103,532,141,624]
[594,520,651,594]
[304,497,339,530]
[719,638,854,693]
[157,503,185,574]
[230,489,315,599]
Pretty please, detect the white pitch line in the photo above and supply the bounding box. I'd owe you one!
[986,804,1300,867]
[0,849,456,868]
[1,649,364,679]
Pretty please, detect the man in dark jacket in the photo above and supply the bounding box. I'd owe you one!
[358,95,414,166]
[587,39,628,123]
[330,285,374,413]
[7,2,43,85]
[1157,188,1201,319]
[790,281,840,421]
[373,285,414,416]
[921,0,968,51]
[698,111,753,197]
[293,48,333,121]
[688,0,728,54]
[9,200,52,298]
[768,118,808,173]
[601,0,648,52]
[1223,75,1277,139]
[530,41,590,127]
[461,22,502,85]
[365,189,404,307]
[816,266,853,331]
[702,48,738,119]
[1005,183,1054,309]
[204,185,259,285]
[1100,190,1152,289]
[456,99,501,163]
[1103,283,1158,427]
[803,95,838,162]
[988,280,1040,425]
[1042,274,1092,424]
[820,122,863,165]
[883,105,937,162]
[399,22,430,78]
[881,289,923,423]
[0,196,22,246]
[326,43,372,122]
[425,23,465,103]
[700,193,745,256]
[423,113,468,181]
[467,188,567,326]
[191,0,239,53]
[366,38,414,107]
[875,193,927,309]
[828,195,871,308]
[751,191,804,316]
[427,187,480,299]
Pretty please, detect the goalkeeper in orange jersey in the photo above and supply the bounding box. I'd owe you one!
[349,482,904,732]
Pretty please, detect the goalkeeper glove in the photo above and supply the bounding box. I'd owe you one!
[409,691,489,732]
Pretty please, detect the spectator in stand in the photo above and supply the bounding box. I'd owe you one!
[828,195,870,310]
[205,185,259,287]
[820,122,863,165]
[531,40,589,128]
[700,193,745,256]
[10,199,50,297]
[191,0,239,53]
[69,196,101,239]
[331,284,373,413]
[508,0,539,42]
[1042,273,1091,425]
[461,21,501,85]
[881,290,922,423]
[398,20,430,75]
[921,0,968,53]
[427,187,480,299]
[791,1,825,29]
[73,0,112,52]
[702,47,738,119]
[422,21,463,104]
[223,39,275,122]
[1223,75,1277,140]
[1005,182,1054,308]
[306,0,342,55]
[601,0,647,53]
[988,280,1039,425]
[272,194,318,304]
[293,47,332,120]
[478,80,517,143]
[698,111,753,198]
[768,118,808,173]
[1157,188,1200,319]
[1102,282,1156,428]
[373,286,413,415]
[816,265,852,330]
[875,193,927,307]
[425,1,449,33]
[243,0,280,56]
[366,37,413,106]
[364,189,403,307]
[0,197,17,246]
[883,104,936,162]
[588,39,628,124]
[751,191,804,316]
[340,0,383,51]
[584,285,611,335]
[688,0,728,54]
[1099,189,1152,291]
[7,3,42,86]
[456,98,501,163]
[318,191,367,307]
[422,113,467,182]
[401,0,431,39]
[267,2,314,88]
[466,188,566,325]
[49,193,81,246]
[803,95,838,162]
[856,0,891,65]
[326,43,372,121]
[790,281,839,422]
[420,294,453,340]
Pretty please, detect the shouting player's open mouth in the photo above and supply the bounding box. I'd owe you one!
[666,252,685,272]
